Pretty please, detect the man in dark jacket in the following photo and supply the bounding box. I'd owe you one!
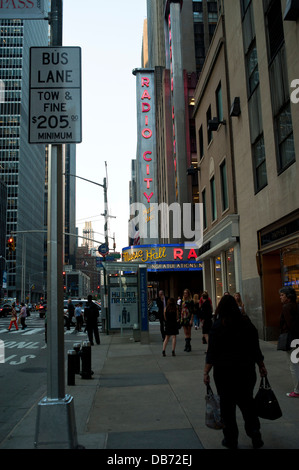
[84,295,100,345]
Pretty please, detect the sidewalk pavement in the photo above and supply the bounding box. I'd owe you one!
[0,322,298,450]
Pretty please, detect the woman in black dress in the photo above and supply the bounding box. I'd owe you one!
[162,298,179,356]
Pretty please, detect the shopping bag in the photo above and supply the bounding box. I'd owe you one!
[205,384,223,430]
[254,377,282,420]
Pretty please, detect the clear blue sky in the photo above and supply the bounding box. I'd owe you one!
[63,0,147,252]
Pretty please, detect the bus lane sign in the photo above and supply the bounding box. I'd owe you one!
[29,46,82,144]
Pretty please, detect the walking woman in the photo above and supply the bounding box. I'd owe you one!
[162,298,179,356]
[234,292,246,315]
[8,303,19,331]
[19,302,27,330]
[204,295,267,449]
[179,288,194,352]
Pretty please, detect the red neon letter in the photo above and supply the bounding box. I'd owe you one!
[174,249,183,260]
[142,77,150,87]
[142,128,152,139]
[141,90,151,100]
[187,249,197,260]
[143,151,152,162]
[146,164,150,175]
[144,178,153,189]
[142,102,151,113]
[144,192,154,203]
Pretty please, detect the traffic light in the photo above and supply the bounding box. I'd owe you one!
[7,236,15,252]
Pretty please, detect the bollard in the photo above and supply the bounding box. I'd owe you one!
[80,341,94,380]
[73,343,81,375]
[67,350,77,386]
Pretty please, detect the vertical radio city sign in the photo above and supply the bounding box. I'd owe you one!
[132,68,158,244]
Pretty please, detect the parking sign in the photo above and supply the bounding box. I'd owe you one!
[29,47,82,144]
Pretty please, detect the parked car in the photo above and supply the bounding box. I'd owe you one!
[148,300,159,322]
[0,303,20,317]
[0,303,12,317]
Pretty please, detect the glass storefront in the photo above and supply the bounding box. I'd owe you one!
[226,248,236,294]
[281,242,299,298]
[215,256,222,304]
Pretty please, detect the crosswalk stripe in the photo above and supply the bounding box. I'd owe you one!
[21,328,44,335]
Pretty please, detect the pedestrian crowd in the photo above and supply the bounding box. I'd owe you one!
[7,302,28,331]
[65,295,100,345]
[156,285,299,449]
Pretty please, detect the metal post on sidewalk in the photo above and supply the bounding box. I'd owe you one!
[34,0,78,449]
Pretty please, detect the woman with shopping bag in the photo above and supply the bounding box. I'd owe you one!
[203,294,267,449]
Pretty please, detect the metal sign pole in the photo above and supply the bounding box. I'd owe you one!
[47,143,65,399]
[35,0,78,449]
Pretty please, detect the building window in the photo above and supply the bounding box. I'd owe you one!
[276,103,295,172]
[210,175,217,221]
[202,188,207,229]
[198,125,204,159]
[216,82,223,122]
[240,0,252,18]
[207,105,212,144]
[253,135,267,192]
[265,0,284,62]
[220,159,228,211]
[247,44,259,96]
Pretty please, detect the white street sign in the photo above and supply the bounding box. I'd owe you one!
[0,0,46,19]
[29,47,82,144]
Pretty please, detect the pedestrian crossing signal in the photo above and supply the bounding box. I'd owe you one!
[7,237,15,252]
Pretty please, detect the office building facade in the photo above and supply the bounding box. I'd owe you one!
[0,17,49,301]
[193,0,299,338]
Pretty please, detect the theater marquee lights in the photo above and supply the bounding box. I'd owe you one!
[122,244,202,272]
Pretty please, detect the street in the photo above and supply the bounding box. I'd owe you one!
[0,311,91,445]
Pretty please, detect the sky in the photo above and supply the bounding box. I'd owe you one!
[62,0,147,253]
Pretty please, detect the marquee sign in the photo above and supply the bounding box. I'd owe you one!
[122,244,202,272]
[0,0,46,19]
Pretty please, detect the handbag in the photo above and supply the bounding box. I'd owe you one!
[277,332,291,351]
[254,377,282,420]
[205,384,224,430]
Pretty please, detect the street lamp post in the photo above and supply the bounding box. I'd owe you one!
[66,173,115,250]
